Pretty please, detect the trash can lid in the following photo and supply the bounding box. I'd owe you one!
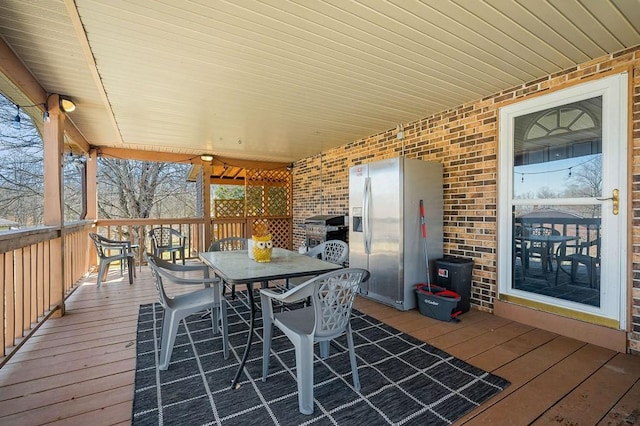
[438,256,473,264]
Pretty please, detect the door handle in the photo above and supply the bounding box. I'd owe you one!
[363,177,372,254]
[596,188,619,215]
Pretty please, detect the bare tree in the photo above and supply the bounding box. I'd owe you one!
[96,157,196,248]
[536,186,560,199]
[1,95,195,230]
[564,156,602,198]
[0,95,86,227]
[563,155,602,218]
[97,158,195,219]
[0,97,45,226]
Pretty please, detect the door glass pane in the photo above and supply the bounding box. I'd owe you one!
[511,96,603,307]
[513,97,602,199]
[512,204,601,307]
[501,73,626,323]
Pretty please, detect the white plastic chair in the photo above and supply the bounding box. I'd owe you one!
[208,237,247,299]
[89,232,135,288]
[287,240,349,288]
[208,236,247,252]
[261,268,370,415]
[146,254,229,370]
[149,227,187,264]
[306,240,349,265]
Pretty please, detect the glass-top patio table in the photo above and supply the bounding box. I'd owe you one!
[516,234,580,277]
[199,247,343,389]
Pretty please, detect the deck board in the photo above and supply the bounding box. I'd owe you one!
[0,385,133,426]
[0,266,639,425]
[445,321,535,360]
[0,371,132,417]
[598,378,640,425]
[466,328,558,372]
[533,352,640,425]
[434,319,530,352]
[466,344,616,424]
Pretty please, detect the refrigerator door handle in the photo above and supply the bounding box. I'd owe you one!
[363,177,372,254]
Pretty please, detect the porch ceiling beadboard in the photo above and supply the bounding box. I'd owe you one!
[0,0,639,162]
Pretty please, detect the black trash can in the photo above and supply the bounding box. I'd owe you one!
[435,257,474,313]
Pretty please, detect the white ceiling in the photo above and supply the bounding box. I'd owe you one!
[1,0,639,163]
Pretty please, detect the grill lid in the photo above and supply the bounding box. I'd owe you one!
[304,215,346,226]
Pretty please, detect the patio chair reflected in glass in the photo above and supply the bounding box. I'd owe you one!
[208,237,247,299]
[89,232,135,288]
[149,227,187,264]
[261,268,370,415]
[513,224,526,282]
[556,238,600,288]
[145,254,229,370]
[524,226,559,276]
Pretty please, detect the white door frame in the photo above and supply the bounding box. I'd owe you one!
[497,73,627,328]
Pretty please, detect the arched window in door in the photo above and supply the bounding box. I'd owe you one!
[513,98,602,196]
[525,105,598,139]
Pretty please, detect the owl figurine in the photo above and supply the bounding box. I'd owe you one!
[252,234,273,262]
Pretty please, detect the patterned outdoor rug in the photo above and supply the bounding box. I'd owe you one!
[132,292,509,425]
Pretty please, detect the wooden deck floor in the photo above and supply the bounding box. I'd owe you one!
[1,266,639,425]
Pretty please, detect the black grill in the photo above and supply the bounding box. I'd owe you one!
[304,215,348,248]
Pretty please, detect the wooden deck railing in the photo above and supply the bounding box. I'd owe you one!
[0,221,93,362]
[515,217,601,260]
[516,217,601,245]
[95,218,204,267]
[95,216,292,265]
[0,215,292,363]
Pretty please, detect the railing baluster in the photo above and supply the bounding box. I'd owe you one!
[15,248,23,343]
[44,240,51,313]
[1,216,291,362]
[0,253,5,356]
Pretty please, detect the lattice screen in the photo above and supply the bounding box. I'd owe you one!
[208,167,292,249]
[245,168,291,217]
[246,186,264,217]
[251,218,292,249]
[214,199,245,218]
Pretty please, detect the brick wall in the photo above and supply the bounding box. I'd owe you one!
[293,46,640,354]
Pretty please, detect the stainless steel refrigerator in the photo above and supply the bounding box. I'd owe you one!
[349,157,443,310]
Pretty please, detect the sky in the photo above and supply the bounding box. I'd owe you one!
[513,155,599,198]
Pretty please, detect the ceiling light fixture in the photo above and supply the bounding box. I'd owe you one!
[396,123,404,140]
[59,96,76,113]
[12,105,21,129]
[200,154,214,162]
[43,101,50,123]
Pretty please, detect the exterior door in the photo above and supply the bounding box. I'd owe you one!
[498,73,627,328]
